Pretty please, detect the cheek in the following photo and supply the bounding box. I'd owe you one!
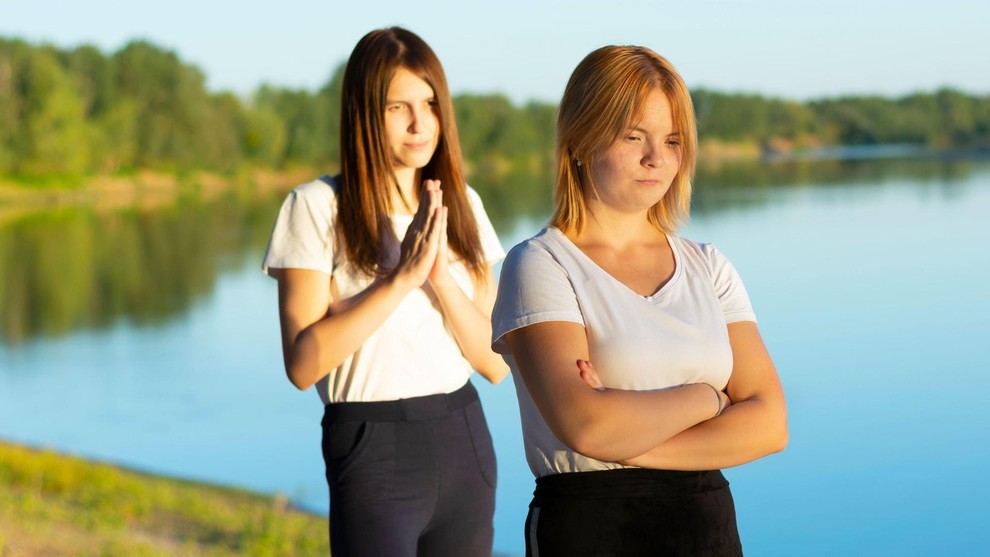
[383,117,402,144]
[427,113,440,135]
[590,158,620,185]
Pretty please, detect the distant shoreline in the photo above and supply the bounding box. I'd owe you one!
[2,145,988,221]
[0,167,319,225]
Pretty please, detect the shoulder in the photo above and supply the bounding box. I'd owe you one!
[464,184,483,204]
[290,175,339,203]
[501,228,568,278]
[670,235,730,267]
[504,228,559,263]
[279,175,340,223]
[670,234,709,255]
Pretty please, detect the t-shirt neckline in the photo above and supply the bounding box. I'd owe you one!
[546,226,682,301]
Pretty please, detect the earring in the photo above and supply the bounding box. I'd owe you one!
[575,160,582,167]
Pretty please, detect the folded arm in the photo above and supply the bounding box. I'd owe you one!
[617,321,788,470]
[505,321,724,462]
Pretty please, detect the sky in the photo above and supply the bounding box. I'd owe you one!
[2,0,989,104]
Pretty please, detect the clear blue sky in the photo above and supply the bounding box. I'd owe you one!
[3,0,988,103]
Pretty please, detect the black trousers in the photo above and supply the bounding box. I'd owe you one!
[321,382,496,557]
[525,468,743,557]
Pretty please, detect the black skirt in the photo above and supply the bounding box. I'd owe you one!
[525,468,743,557]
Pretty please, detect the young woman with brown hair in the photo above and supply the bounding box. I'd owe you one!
[262,27,507,557]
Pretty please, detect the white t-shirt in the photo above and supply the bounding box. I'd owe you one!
[263,176,505,404]
[491,226,756,477]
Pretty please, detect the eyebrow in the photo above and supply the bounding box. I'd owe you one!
[385,95,437,103]
[628,126,681,137]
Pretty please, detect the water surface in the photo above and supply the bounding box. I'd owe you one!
[2,158,988,556]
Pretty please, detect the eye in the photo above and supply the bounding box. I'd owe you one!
[625,133,643,142]
[386,103,405,112]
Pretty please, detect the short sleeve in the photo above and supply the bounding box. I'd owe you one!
[261,179,337,277]
[491,238,585,354]
[705,244,757,324]
[466,186,505,265]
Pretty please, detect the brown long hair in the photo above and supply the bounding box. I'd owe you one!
[551,45,698,234]
[336,27,485,281]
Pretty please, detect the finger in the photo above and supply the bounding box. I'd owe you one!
[425,198,443,242]
[577,360,606,391]
[432,181,442,211]
[579,369,606,392]
[440,206,448,241]
[408,182,437,235]
[424,179,439,201]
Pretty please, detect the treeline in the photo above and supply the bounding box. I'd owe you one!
[2,37,989,183]
[692,89,990,150]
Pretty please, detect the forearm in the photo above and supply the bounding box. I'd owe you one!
[286,273,414,389]
[622,395,788,470]
[508,322,723,461]
[559,383,722,461]
[430,278,509,383]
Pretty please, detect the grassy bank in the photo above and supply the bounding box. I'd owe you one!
[0,441,328,557]
[0,166,319,224]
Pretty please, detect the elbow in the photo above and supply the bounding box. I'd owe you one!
[474,355,510,385]
[774,421,790,453]
[482,362,510,385]
[286,364,316,391]
[284,330,329,391]
[767,412,789,454]
[486,372,508,385]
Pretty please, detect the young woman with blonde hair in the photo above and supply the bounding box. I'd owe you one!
[492,45,788,556]
[263,27,507,557]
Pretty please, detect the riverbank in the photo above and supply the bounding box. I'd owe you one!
[0,167,318,225]
[0,440,328,557]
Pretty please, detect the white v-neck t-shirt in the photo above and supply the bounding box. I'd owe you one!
[262,176,505,405]
[491,226,756,477]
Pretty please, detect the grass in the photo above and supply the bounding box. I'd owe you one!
[0,441,329,556]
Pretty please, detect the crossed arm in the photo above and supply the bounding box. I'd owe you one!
[505,320,787,468]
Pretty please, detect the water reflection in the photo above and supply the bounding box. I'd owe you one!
[1,156,985,345]
[0,191,285,344]
[692,156,985,215]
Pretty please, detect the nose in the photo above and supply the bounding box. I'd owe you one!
[643,141,667,168]
[408,106,431,134]
[408,109,422,133]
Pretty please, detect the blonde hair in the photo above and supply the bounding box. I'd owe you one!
[551,45,698,234]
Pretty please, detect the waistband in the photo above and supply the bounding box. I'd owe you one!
[322,381,478,424]
[532,468,728,504]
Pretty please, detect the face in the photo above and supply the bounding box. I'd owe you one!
[586,88,681,215]
[384,66,440,173]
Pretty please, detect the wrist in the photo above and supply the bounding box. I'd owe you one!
[701,383,724,418]
[383,267,421,295]
[428,272,458,292]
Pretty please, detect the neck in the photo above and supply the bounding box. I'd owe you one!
[573,198,662,249]
[392,167,422,214]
